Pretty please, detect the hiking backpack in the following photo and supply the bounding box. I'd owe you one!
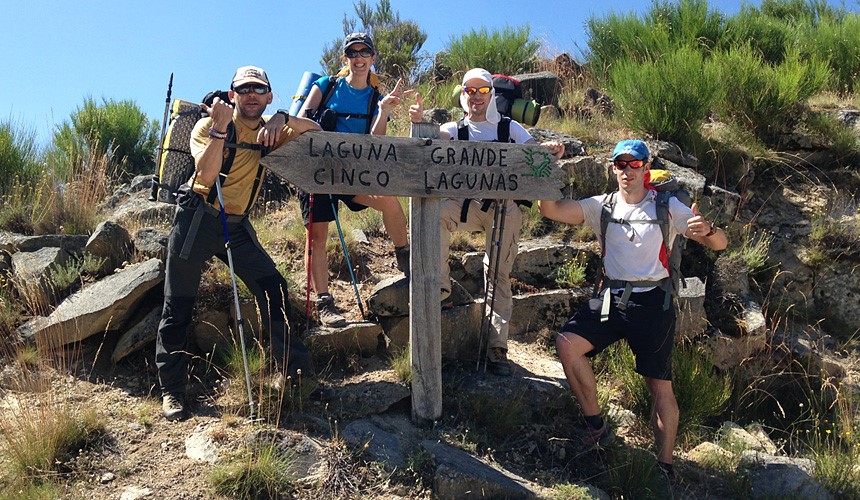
[491,74,541,127]
[153,90,266,207]
[308,76,381,134]
[595,167,691,313]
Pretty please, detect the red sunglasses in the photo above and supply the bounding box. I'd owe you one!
[463,86,491,96]
[613,159,645,170]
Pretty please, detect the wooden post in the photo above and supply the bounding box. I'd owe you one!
[409,123,441,423]
[260,129,563,425]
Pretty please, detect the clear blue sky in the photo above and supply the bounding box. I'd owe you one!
[1,0,793,145]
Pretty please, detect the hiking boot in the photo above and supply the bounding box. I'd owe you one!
[162,394,185,421]
[581,421,615,449]
[395,245,410,277]
[486,347,512,376]
[317,294,347,328]
[657,461,677,482]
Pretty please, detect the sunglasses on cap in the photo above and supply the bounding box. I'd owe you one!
[463,86,491,96]
[233,84,270,95]
[345,48,374,58]
[613,159,646,170]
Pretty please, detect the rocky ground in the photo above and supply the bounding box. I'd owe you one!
[3,138,858,498]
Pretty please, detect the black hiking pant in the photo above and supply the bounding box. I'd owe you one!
[156,194,313,397]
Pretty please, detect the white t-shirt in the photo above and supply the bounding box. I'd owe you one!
[440,118,533,144]
[580,191,693,283]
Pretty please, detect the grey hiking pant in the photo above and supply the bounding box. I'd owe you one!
[156,195,313,397]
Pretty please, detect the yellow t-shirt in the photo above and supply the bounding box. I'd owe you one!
[189,111,296,215]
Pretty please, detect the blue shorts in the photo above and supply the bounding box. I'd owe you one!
[560,288,676,380]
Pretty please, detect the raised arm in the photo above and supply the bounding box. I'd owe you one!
[193,97,234,187]
[539,198,586,225]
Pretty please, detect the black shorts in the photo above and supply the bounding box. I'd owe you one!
[298,191,368,225]
[560,288,676,380]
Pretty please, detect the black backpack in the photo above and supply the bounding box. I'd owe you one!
[153,90,266,210]
[492,74,541,126]
[308,76,381,133]
[593,168,691,316]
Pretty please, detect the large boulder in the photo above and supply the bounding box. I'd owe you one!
[17,258,164,348]
[0,232,88,255]
[133,227,169,261]
[11,247,69,310]
[86,220,132,275]
[422,439,540,499]
[513,71,561,108]
[510,289,590,336]
[112,305,161,363]
[813,258,860,338]
[739,450,833,499]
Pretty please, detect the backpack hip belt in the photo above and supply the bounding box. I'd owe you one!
[595,277,671,322]
[177,192,248,260]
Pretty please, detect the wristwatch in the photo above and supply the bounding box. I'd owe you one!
[275,109,290,123]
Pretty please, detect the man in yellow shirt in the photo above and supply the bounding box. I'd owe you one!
[156,66,321,421]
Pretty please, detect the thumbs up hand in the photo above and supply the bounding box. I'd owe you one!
[687,202,713,237]
[409,92,424,124]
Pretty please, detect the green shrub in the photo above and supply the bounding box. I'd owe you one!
[49,97,158,181]
[713,45,829,144]
[0,406,105,487]
[800,13,860,94]
[0,119,42,195]
[602,342,730,441]
[726,224,774,275]
[723,5,794,63]
[586,12,671,75]
[441,25,540,76]
[209,444,296,499]
[553,254,588,288]
[606,446,667,497]
[647,0,726,52]
[389,346,412,384]
[609,46,719,145]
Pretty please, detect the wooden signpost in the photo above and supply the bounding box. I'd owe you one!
[262,128,564,423]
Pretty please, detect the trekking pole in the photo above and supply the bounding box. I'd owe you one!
[149,72,173,201]
[214,176,256,419]
[305,193,315,331]
[477,200,507,373]
[329,195,367,320]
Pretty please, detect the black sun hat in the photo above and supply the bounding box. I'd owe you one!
[343,32,375,53]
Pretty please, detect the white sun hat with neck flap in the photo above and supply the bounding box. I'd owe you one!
[460,68,500,125]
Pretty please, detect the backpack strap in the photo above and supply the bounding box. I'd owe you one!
[205,119,266,209]
[363,87,381,134]
[318,76,338,111]
[497,116,512,143]
[595,191,674,317]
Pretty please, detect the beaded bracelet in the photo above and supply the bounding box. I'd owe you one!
[208,128,227,140]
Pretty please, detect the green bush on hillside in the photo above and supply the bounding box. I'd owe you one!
[586,12,671,75]
[440,25,540,77]
[723,5,794,63]
[49,97,158,182]
[800,14,860,94]
[0,119,42,195]
[648,0,726,51]
[609,46,719,146]
[713,45,829,144]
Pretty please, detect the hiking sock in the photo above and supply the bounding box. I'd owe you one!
[584,413,605,430]
[657,461,675,478]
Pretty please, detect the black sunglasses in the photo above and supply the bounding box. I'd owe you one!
[233,84,270,95]
[345,48,374,58]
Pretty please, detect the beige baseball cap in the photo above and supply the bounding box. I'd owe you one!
[231,66,270,89]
